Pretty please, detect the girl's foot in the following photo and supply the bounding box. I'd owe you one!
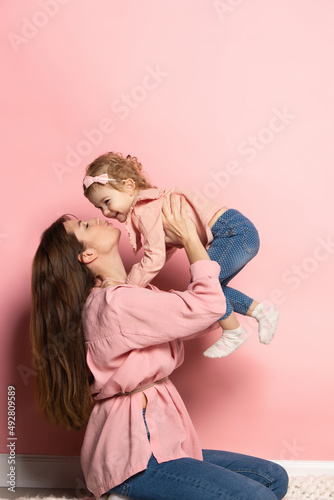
[203,326,247,358]
[252,304,280,344]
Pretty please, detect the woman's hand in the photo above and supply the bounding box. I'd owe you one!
[162,195,197,246]
[162,194,210,264]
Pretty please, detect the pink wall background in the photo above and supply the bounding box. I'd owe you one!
[1,0,334,461]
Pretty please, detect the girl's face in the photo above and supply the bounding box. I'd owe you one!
[87,180,137,223]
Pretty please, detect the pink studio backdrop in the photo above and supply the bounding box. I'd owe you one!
[1,0,334,461]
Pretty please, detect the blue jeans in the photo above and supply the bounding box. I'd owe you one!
[207,209,260,321]
[110,451,288,500]
[109,412,288,499]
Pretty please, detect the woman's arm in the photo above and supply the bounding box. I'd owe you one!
[162,194,210,264]
[107,260,225,348]
[102,196,224,348]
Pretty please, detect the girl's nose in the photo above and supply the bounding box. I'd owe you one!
[102,207,110,217]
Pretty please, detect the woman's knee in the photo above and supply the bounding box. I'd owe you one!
[270,462,289,499]
[202,450,288,500]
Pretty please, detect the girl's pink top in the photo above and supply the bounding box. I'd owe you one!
[80,260,225,498]
[125,187,222,287]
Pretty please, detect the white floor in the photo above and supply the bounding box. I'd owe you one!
[1,475,334,500]
[0,488,92,500]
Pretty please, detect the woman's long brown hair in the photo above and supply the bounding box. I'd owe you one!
[30,215,96,430]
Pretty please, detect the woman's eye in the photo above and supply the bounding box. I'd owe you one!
[86,223,89,228]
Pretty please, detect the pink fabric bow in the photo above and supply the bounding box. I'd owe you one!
[83,173,115,189]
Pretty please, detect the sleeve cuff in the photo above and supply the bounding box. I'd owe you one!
[189,260,221,281]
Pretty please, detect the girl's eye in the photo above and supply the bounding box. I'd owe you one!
[105,200,110,205]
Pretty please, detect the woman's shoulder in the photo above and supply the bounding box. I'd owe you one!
[82,284,160,338]
[82,286,128,330]
[84,283,156,310]
[83,285,122,311]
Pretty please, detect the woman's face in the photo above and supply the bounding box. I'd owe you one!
[64,217,121,256]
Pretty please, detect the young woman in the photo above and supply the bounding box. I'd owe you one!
[30,196,288,499]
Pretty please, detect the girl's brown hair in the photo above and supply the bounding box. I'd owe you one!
[30,216,96,430]
[83,151,155,197]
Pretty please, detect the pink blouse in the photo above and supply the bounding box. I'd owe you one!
[80,260,225,498]
[125,187,222,287]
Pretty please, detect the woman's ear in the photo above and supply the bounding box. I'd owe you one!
[78,248,98,264]
[124,178,136,196]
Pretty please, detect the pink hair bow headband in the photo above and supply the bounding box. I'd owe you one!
[83,173,116,189]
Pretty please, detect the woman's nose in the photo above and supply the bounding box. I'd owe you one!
[88,218,100,225]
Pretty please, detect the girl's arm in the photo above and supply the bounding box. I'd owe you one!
[126,204,168,287]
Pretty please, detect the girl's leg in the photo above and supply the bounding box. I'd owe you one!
[247,299,259,316]
[110,453,286,500]
[210,211,260,288]
[250,302,280,344]
[202,449,289,500]
[205,210,279,355]
[203,313,247,358]
[222,292,280,345]
[204,210,260,358]
[219,312,240,330]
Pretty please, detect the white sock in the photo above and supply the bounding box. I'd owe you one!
[203,326,247,358]
[252,303,280,344]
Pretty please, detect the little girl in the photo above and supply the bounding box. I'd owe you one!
[82,152,279,358]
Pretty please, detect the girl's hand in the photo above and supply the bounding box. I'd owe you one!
[162,195,197,246]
